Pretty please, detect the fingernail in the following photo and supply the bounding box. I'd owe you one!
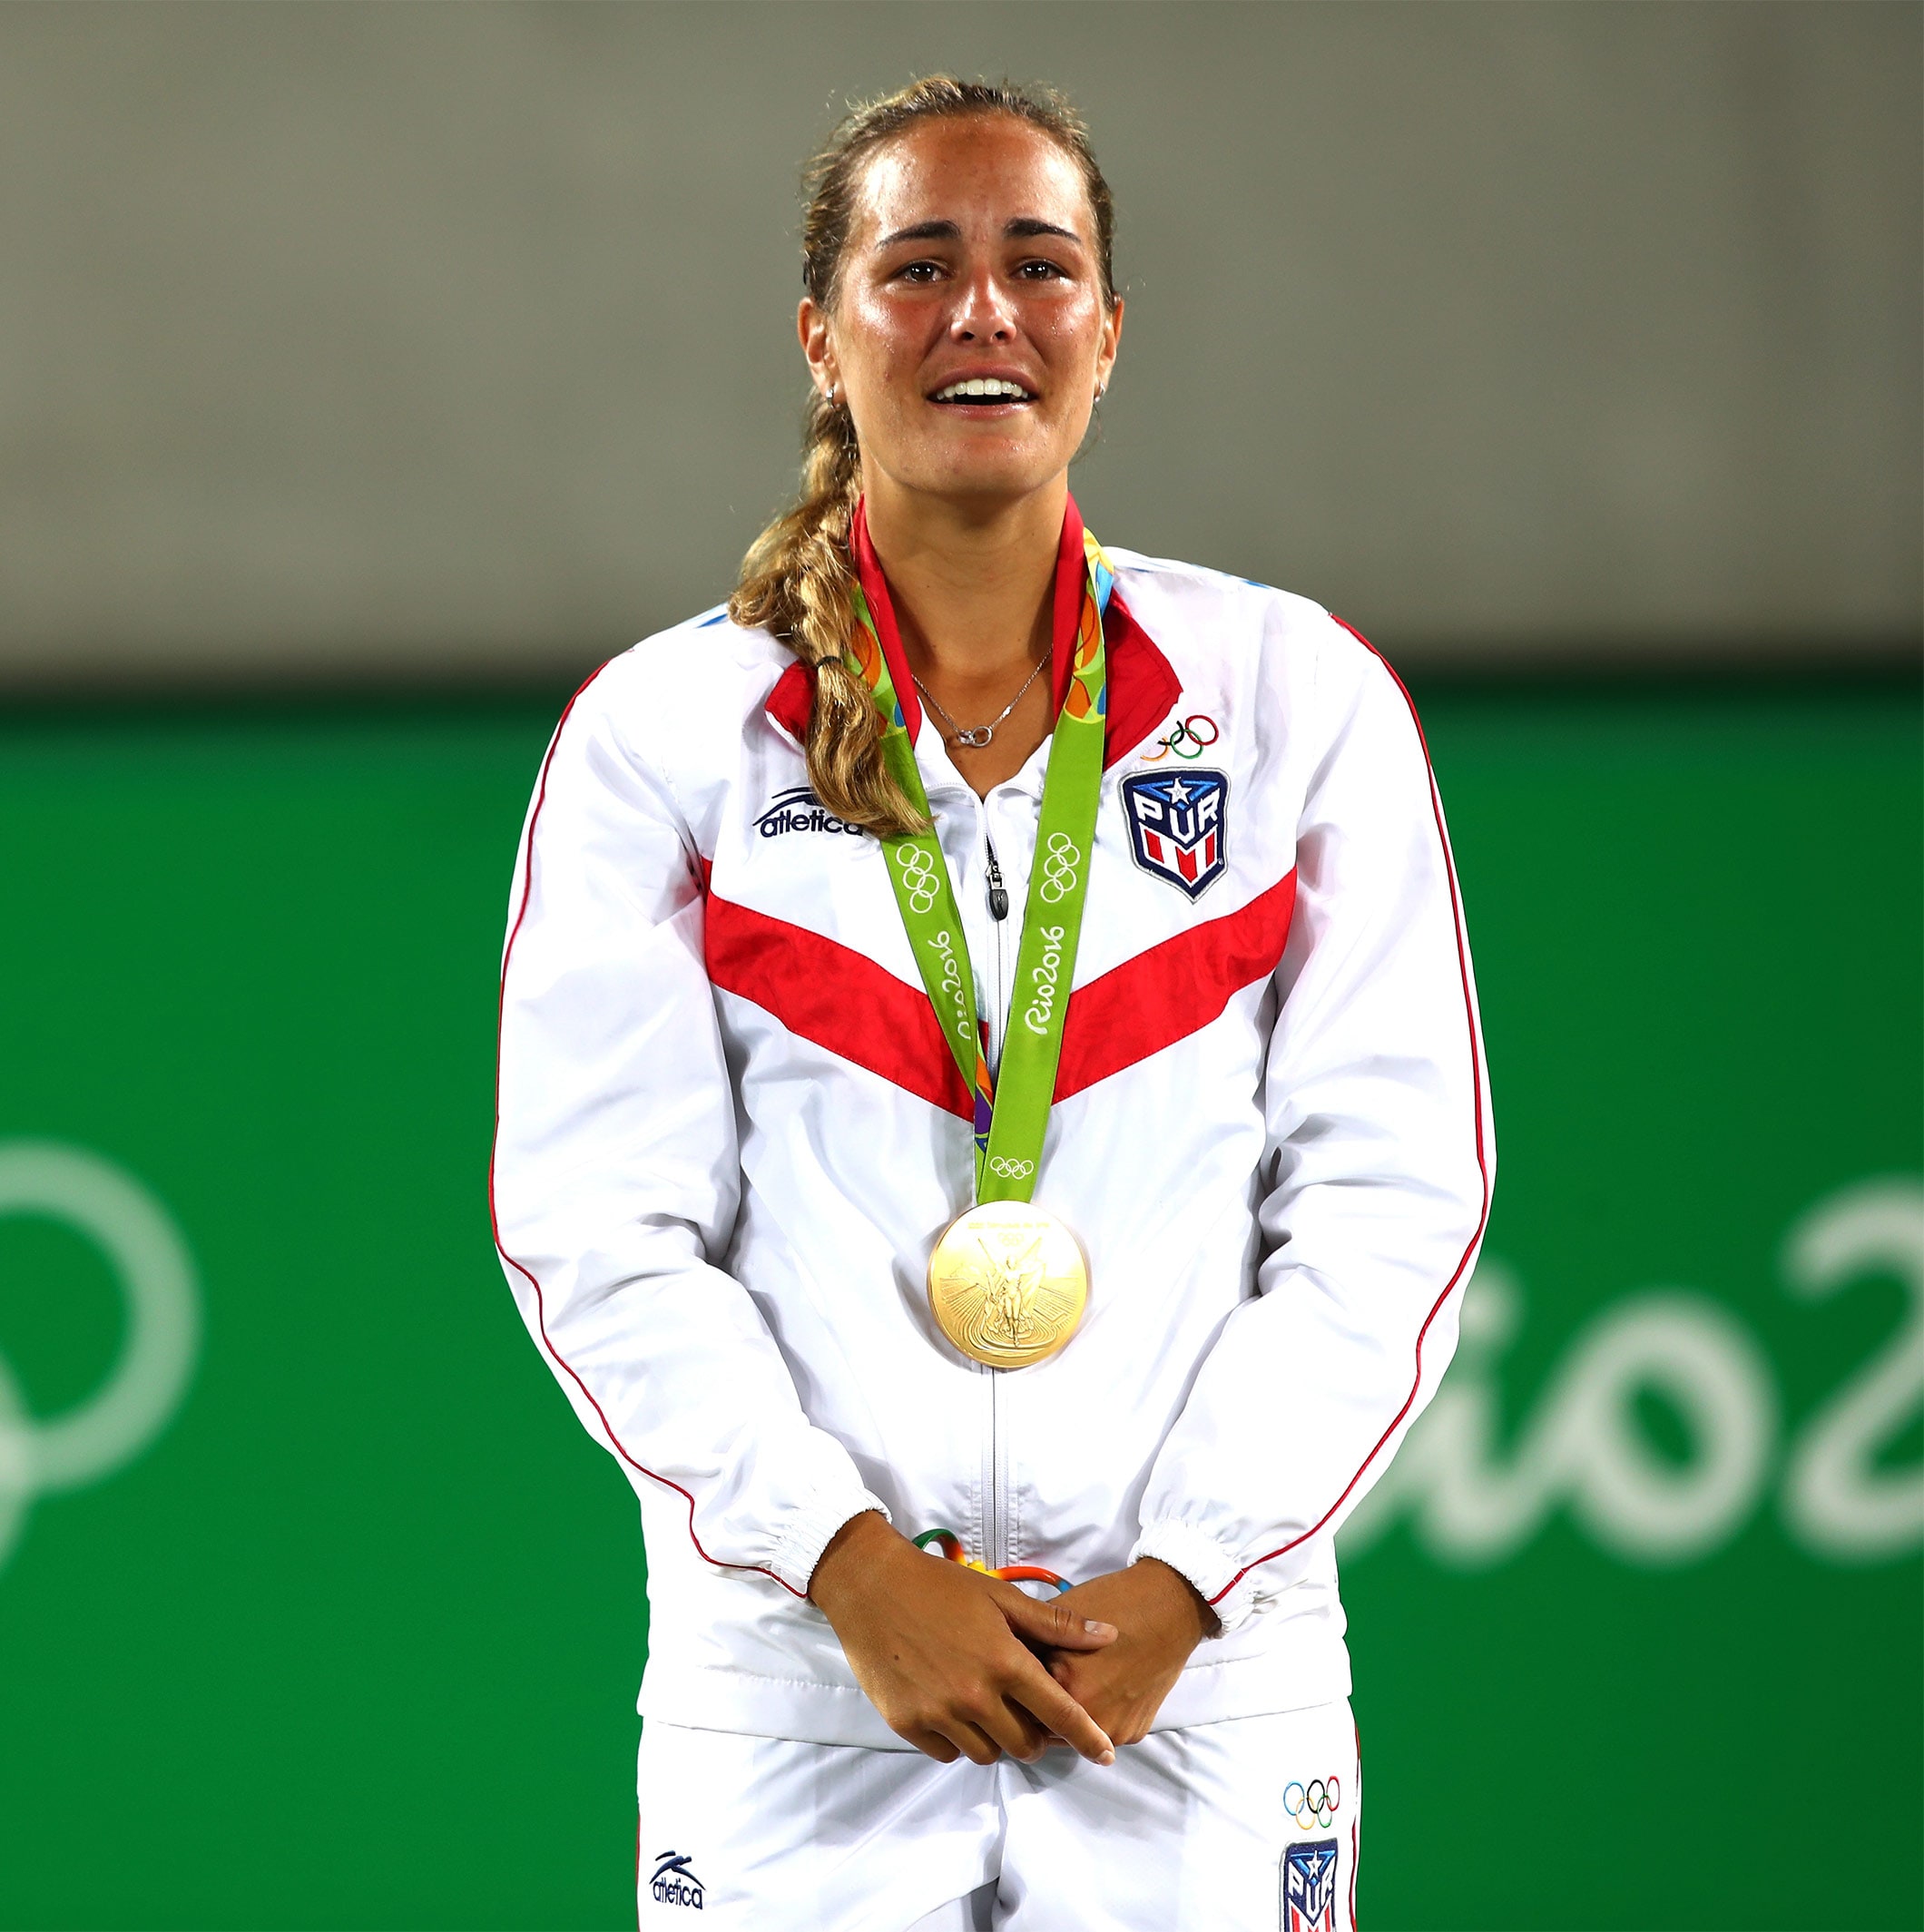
[1085,1619,1116,1635]
[1097,1749,1115,1766]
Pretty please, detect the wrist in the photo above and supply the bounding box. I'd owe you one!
[1135,1556,1222,1643]
[807,1508,898,1615]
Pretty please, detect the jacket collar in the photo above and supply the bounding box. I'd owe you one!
[763,494,1178,772]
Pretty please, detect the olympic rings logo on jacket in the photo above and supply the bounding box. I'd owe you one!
[1139,712,1221,763]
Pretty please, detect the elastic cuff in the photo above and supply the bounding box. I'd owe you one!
[1131,1519,1264,1635]
[768,1491,891,1599]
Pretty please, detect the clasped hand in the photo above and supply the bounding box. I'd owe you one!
[810,1514,1218,1766]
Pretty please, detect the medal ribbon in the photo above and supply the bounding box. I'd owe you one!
[845,529,1114,1202]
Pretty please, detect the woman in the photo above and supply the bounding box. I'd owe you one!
[493,76,1490,1931]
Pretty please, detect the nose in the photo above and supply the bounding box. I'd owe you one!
[949,265,1016,344]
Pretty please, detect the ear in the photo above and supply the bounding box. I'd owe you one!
[1095,295,1124,397]
[799,298,839,401]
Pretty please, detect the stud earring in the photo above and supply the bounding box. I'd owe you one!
[1095,382,1106,402]
[826,382,838,405]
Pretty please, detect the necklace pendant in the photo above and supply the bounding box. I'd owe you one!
[955,726,995,748]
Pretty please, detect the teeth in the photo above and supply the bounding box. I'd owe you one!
[936,378,1030,402]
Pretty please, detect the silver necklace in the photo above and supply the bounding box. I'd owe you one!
[910,652,1052,749]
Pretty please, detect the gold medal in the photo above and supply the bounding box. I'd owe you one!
[928,1201,1088,1369]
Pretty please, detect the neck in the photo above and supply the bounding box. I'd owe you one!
[860,473,1067,683]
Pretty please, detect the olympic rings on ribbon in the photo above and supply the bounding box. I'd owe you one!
[1140,713,1222,763]
[914,1526,1073,1594]
[987,1156,1036,1179]
[1282,1775,1341,1830]
[894,843,941,914]
[1037,831,1081,905]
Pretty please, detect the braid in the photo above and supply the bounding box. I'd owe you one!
[731,74,1118,839]
[730,394,925,837]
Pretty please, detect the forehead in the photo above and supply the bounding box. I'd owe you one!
[854,114,1092,239]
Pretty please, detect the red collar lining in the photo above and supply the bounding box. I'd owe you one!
[763,495,1179,773]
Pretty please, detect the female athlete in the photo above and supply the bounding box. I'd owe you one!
[493,75,1491,1931]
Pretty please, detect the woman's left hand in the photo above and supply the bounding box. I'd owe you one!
[1039,1559,1221,1748]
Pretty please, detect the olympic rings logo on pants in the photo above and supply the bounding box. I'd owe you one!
[894,844,941,914]
[1038,833,1081,905]
[1283,1775,1341,1831]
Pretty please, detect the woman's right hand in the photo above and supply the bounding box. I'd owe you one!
[809,1512,1119,1767]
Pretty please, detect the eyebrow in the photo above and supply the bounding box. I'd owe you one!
[873,217,1086,250]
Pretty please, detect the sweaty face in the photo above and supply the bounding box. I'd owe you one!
[802,115,1122,509]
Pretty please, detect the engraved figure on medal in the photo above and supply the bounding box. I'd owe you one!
[965,1231,1049,1352]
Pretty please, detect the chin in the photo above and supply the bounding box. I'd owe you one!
[906,439,1075,506]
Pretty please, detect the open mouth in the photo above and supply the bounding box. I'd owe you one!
[930,378,1036,406]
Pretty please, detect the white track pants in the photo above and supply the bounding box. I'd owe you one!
[636,1700,1359,1932]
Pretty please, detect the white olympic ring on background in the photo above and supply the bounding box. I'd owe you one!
[988,1157,1036,1179]
[0,1142,201,1577]
[1038,833,1081,905]
[895,844,941,914]
[1283,1776,1341,1831]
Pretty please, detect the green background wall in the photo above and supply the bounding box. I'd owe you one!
[2,682,1919,1929]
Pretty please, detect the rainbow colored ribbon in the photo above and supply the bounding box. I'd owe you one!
[914,1526,1072,1594]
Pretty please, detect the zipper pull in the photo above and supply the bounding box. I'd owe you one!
[984,836,1009,921]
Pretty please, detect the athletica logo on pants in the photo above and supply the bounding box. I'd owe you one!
[648,1850,705,1909]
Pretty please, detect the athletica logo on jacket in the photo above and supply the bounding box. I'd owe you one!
[754,785,865,839]
[1121,769,1229,899]
[648,1850,705,1909]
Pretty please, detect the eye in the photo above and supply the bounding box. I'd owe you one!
[896,259,945,284]
[1016,259,1070,281]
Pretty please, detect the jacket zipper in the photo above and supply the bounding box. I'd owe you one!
[984,837,1010,924]
[984,831,1009,1060]
[982,824,1011,1569]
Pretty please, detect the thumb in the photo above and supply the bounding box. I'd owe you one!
[1000,1590,1118,1652]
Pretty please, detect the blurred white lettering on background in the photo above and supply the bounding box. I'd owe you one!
[1341,1178,1924,1569]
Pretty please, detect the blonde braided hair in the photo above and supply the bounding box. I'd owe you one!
[729,76,1117,838]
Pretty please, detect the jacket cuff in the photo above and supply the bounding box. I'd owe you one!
[769,1490,892,1599]
[1132,1519,1267,1635]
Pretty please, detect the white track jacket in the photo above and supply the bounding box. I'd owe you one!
[492,507,1493,1750]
